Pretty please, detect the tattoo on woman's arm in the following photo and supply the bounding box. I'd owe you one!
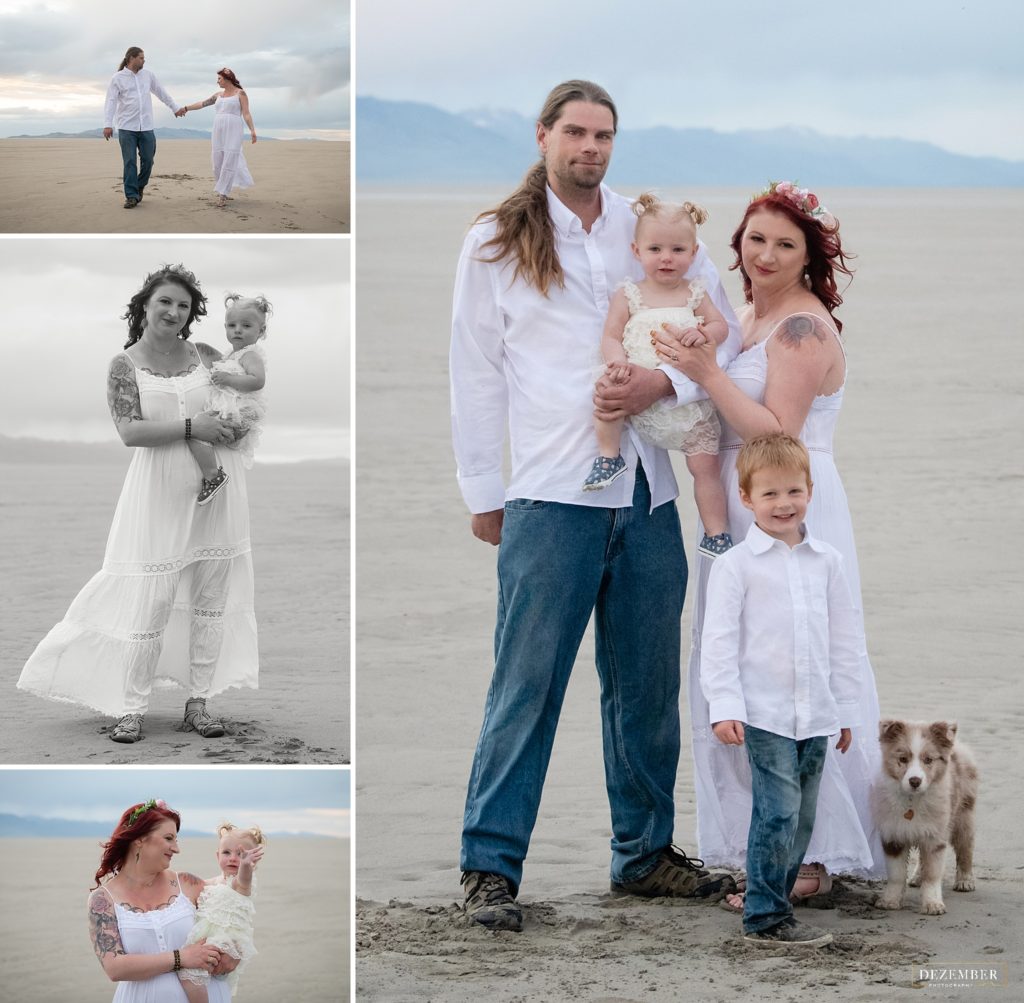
[195,342,222,364]
[777,314,828,349]
[88,891,126,961]
[201,96,216,108]
[107,355,142,423]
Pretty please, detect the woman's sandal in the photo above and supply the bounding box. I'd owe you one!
[111,713,144,743]
[183,697,226,737]
[197,467,229,506]
[790,863,834,906]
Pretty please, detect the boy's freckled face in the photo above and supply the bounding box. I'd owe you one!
[740,464,812,546]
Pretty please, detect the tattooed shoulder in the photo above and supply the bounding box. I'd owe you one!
[178,871,205,891]
[88,887,126,960]
[107,353,142,424]
[195,342,222,364]
[776,313,830,349]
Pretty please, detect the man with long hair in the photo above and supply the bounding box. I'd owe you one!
[450,80,739,931]
[103,46,186,209]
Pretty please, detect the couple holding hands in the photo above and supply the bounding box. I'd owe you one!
[103,45,256,210]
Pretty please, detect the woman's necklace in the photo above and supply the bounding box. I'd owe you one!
[121,869,159,888]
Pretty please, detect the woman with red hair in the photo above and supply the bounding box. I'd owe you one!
[87,799,237,1001]
[181,69,257,208]
[654,182,885,910]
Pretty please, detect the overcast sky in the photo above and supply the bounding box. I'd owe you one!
[0,0,349,139]
[0,767,350,836]
[1,237,349,461]
[357,0,1024,162]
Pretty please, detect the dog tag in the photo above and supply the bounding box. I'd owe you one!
[904,809,914,820]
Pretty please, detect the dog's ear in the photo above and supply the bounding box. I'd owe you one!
[929,721,957,749]
[879,719,905,742]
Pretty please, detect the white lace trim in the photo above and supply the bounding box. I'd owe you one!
[104,541,251,576]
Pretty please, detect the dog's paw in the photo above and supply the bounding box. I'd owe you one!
[953,875,976,892]
[874,893,904,910]
[907,874,921,888]
[920,898,946,915]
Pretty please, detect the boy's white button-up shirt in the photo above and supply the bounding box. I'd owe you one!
[449,183,741,515]
[700,522,863,740]
[104,68,179,131]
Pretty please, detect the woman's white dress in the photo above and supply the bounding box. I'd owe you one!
[17,352,258,716]
[211,95,254,197]
[109,887,231,1003]
[687,314,886,878]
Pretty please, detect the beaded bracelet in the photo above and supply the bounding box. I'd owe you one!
[173,949,181,972]
[185,418,192,440]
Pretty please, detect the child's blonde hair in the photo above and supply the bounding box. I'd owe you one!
[632,191,708,238]
[217,821,267,847]
[736,433,812,495]
[224,292,273,338]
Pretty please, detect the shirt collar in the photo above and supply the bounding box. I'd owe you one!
[545,183,609,237]
[745,521,827,554]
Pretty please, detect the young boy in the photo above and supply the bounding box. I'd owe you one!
[699,433,862,948]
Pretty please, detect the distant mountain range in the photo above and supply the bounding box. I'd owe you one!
[0,813,341,838]
[7,128,279,141]
[356,96,1024,187]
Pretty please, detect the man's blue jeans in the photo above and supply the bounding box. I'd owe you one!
[117,129,157,199]
[743,725,828,933]
[460,466,687,891]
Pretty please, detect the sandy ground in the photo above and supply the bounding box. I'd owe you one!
[0,139,350,233]
[0,836,350,1003]
[1,458,350,764]
[355,187,1024,1000]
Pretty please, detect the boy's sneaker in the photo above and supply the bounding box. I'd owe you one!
[698,531,734,558]
[582,455,627,491]
[461,871,523,931]
[611,845,735,901]
[743,917,833,948]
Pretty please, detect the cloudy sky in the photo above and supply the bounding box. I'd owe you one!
[357,0,1024,162]
[0,767,350,836]
[1,237,349,461]
[0,0,349,139]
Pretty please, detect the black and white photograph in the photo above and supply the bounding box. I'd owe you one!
[2,238,350,765]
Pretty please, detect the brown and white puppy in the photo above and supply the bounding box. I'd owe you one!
[872,719,977,915]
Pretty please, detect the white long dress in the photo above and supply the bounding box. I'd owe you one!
[687,313,886,878]
[108,888,231,1003]
[17,350,259,716]
[211,95,254,197]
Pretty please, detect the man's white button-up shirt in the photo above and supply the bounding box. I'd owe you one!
[450,183,740,514]
[104,68,179,131]
[700,522,863,740]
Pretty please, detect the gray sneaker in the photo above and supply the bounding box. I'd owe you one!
[461,871,523,931]
[611,846,735,901]
[743,917,833,948]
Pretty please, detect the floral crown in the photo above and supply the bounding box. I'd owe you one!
[758,180,836,231]
[126,798,169,827]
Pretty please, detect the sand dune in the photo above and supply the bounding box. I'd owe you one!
[0,139,350,234]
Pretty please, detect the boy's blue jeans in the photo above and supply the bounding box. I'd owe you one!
[117,129,156,199]
[743,725,828,933]
[460,466,687,892]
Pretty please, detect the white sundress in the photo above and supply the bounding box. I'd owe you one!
[687,313,886,879]
[207,343,268,469]
[104,883,231,1003]
[211,94,254,197]
[620,279,721,455]
[17,349,259,716]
